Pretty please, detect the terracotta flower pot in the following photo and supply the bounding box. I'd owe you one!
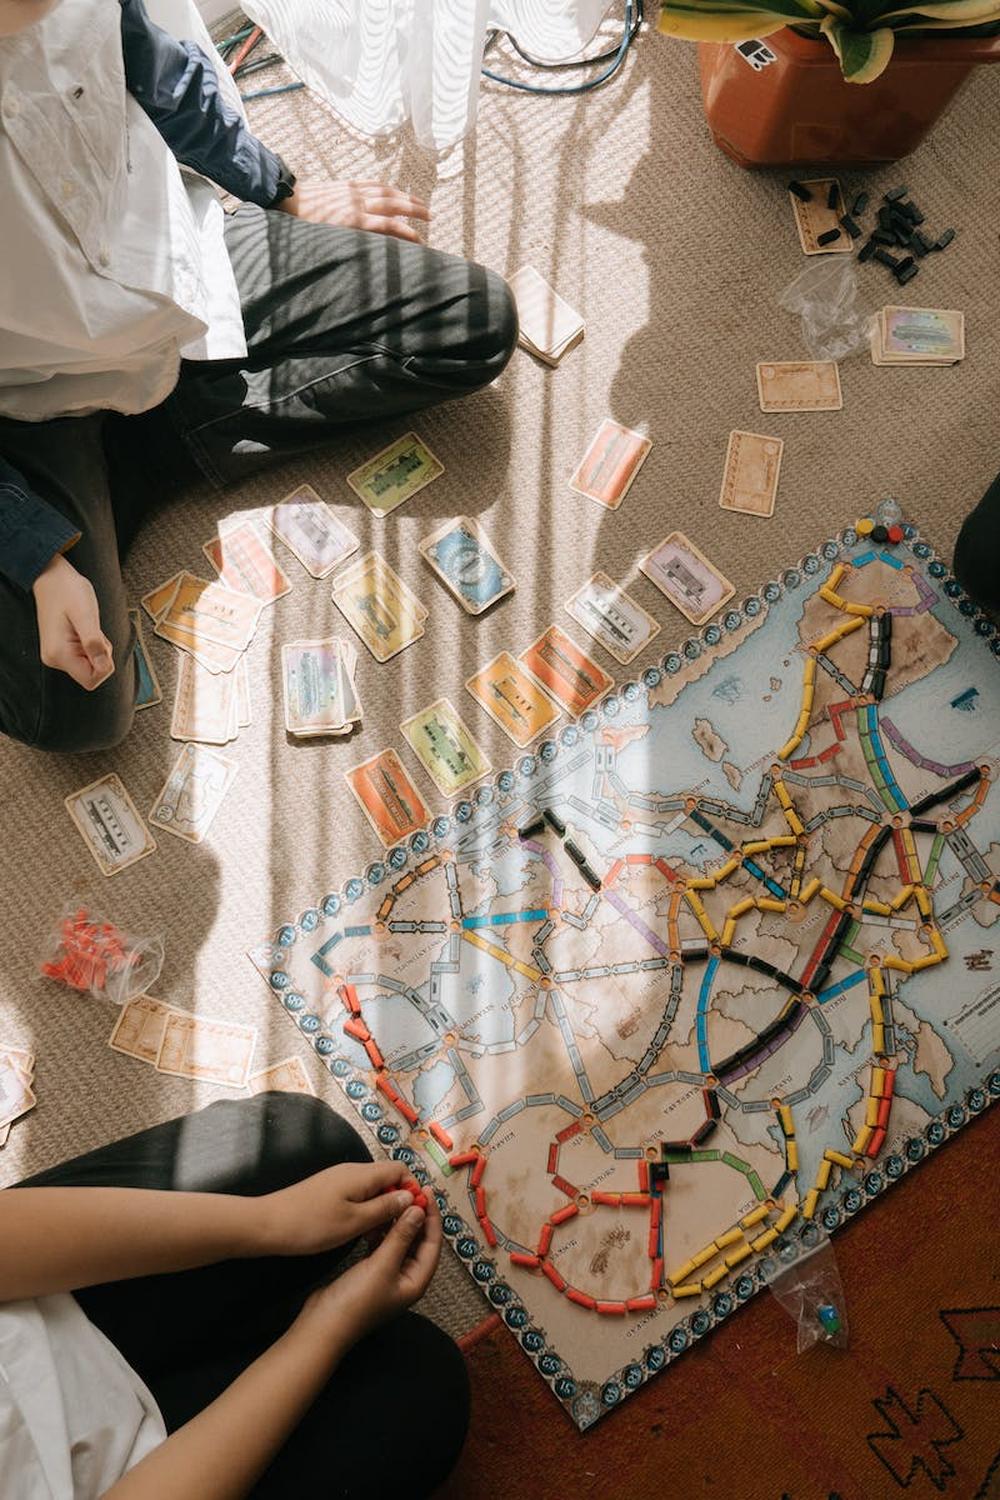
[698,26,1000,168]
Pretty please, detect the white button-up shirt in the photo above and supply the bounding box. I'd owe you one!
[0,0,249,423]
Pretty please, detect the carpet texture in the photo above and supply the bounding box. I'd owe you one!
[443,1106,1000,1500]
[1,16,998,1351]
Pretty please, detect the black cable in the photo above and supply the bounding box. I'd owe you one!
[482,1,641,95]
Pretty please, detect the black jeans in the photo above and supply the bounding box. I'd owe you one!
[953,469,1000,614]
[0,205,517,753]
[20,1093,470,1498]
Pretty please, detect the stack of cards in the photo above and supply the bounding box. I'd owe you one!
[332,552,427,662]
[519,624,613,717]
[788,178,853,256]
[281,637,361,738]
[719,430,784,519]
[401,699,491,797]
[141,571,262,675]
[109,994,257,1089]
[508,265,585,365]
[129,609,162,710]
[265,485,360,578]
[171,652,250,745]
[419,515,514,615]
[0,1042,36,1148]
[347,433,443,518]
[869,306,965,366]
[465,652,561,749]
[203,519,293,604]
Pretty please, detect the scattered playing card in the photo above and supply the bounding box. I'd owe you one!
[156,1010,257,1089]
[153,572,261,674]
[202,520,292,604]
[65,773,156,877]
[419,515,515,616]
[109,993,180,1064]
[870,305,965,365]
[332,552,427,662]
[719,430,784,518]
[170,652,239,744]
[266,484,360,578]
[564,572,660,666]
[248,1055,317,1096]
[148,743,237,844]
[401,698,491,797]
[129,608,162,710]
[346,432,444,517]
[345,748,431,847]
[281,637,361,737]
[508,265,585,365]
[519,624,614,717]
[0,1045,36,1133]
[788,178,852,256]
[465,651,561,748]
[141,571,184,623]
[569,419,651,510]
[641,531,735,627]
[755,361,843,413]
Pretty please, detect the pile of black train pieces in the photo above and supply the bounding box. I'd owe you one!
[790,179,956,289]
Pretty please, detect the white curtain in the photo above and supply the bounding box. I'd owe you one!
[238,0,615,151]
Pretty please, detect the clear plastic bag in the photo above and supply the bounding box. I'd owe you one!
[763,1235,849,1352]
[777,257,874,363]
[39,904,164,1007]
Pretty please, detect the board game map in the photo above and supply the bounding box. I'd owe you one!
[251,521,1000,1430]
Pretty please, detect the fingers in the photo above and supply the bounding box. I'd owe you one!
[81,631,115,686]
[376,1204,427,1273]
[400,1195,442,1299]
[363,194,431,222]
[361,215,422,244]
[350,1160,409,1198]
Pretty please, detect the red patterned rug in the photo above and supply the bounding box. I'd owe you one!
[443,1105,999,1500]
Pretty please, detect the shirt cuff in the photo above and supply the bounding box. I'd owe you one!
[0,482,82,591]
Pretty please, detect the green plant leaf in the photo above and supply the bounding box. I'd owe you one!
[658,4,794,41]
[658,0,825,29]
[824,21,896,76]
[879,0,1000,20]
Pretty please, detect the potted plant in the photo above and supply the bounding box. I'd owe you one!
[657,0,1000,166]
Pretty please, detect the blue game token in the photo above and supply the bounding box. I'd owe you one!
[442,1213,463,1236]
[489,1282,511,1307]
[743,596,762,618]
[802,554,821,575]
[946,1103,966,1129]
[539,740,558,762]
[912,541,932,559]
[623,1363,644,1390]
[926,1119,946,1146]
[928,559,947,578]
[943,579,963,599]
[321,893,341,917]
[602,695,620,718]
[713,1293,734,1319]
[668,1327,689,1354]
[555,1377,576,1401]
[504,1305,528,1330]
[521,1329,544,1353]
[456,1236,477,1260]
[429,820,449,842]
[841,527,858,547]
[496,770,516,793]
[623,680,640,702]
[967,1086,987,1113]
[580,710,599,732]
[344,878,364,903]
[277,924,297,947]
[366,863,385,887]
[454,801,472,823]
[298,908,319,932]
[475,782,495,804]
[663,652,682,674]
[735,1275,754,1300]
[885,1155,904,1179]
[538,1352,560,1376]
[702,624,722,647]
[345,1079,367,1100]
[820,540,840,560]
[315,1035,334,1055]
[905,1137,925,1163]
[646,1344,666,1370]
[762,580,782,603]
[683,638,701,661]
[959,599,976,616]
[518,756,537,778]
[842,1187,863,1214]
[269,968,289,990]
[282,991,304,1012]
[690,1309,712,1337]
[391,1146,415,1165]
[975,617,996,637]
[723,609,743,631]
[864,1170,883,1196]
[559,726,579,748]
[822,1205,840,1232]
[600,1381,622,1407]
[299,1013,320,1033]
[782,568,802,590]
[472,1260,494,1283]
[990,1072,1000,1096]
[360,1101,382,1123]
[388,846,407,869]
[377,1124,400,1147]
[330,1058,350,1078]
[643,666,662,688]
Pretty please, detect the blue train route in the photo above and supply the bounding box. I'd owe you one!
[695,956,719,1072]
[462,909,549,930]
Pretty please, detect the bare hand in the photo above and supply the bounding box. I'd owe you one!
[276,178,430,243]
[301,1195,442,1346]
[32,554,114,691]
[260,1160,416,1258]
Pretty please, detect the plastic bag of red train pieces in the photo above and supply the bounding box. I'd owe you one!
[39,904,164,1007]
[763,1234,849,1353]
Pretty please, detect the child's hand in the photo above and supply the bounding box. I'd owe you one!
[300,1193,442,1346]
[259,1160,416,1258]
[32,555,114,690]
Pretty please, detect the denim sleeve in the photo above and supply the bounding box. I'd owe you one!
[0,457,81,591]
[119,0,282,208]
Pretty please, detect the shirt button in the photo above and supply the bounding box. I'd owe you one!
[98,249,110,267]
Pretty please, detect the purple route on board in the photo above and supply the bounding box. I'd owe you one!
[602,887,671,957]
[881,719,978,777]
[889,574,937,616]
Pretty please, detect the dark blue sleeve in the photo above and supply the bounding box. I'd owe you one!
[0,458,81,591]
[119,0,282,208]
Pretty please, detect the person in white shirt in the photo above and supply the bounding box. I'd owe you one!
[0,0,517,753]
[2,1091,468,1498]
